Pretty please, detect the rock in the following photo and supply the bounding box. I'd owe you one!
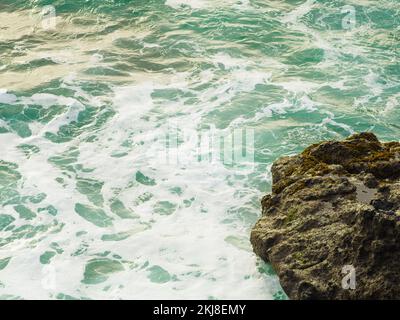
[250,132,400,299]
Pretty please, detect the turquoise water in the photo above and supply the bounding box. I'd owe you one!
[0,0,399,299]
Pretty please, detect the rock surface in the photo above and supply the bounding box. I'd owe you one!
[251,132,400,299]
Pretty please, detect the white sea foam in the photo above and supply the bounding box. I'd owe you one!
[0,74,279,299]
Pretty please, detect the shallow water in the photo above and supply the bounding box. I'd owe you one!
[0,0,399,299]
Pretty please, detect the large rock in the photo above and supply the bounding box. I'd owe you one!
[251,132,400,299]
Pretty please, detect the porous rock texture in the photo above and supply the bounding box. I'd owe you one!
[251,132,400,299]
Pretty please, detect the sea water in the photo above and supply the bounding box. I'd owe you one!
[0,0,399,299]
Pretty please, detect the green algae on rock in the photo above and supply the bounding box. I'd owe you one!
[251,132,400,299]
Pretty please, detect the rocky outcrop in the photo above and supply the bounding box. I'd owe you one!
[251,132,400,299]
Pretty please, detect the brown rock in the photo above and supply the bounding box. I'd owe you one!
[251,132,400,299]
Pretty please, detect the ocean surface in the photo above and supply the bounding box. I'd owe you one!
[0,0,399,300]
